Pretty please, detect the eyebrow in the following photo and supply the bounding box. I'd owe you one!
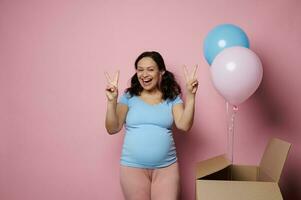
[137,66,155,69]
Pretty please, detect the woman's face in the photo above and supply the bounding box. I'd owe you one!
[136,57,164,91]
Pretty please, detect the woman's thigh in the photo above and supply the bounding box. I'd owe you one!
[120,165,152,200]
[151,162,180,200]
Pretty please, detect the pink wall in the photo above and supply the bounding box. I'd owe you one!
[1,0,301,199]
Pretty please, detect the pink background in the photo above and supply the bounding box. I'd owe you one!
[1,0,301,199]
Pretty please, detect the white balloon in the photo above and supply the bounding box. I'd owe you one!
[210,46,263,106]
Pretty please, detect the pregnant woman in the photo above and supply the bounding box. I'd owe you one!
[105,51,198,200]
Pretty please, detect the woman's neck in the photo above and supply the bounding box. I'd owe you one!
[141,88,162,97]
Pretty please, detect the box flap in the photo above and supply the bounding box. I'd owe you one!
[196,154,231,179]
[196,180,283,200]
[259,138,291,183]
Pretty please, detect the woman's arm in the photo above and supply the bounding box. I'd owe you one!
[105,100,128,135]
[104,70,128,135]
[172,65,198,132]
[172,94,195,132]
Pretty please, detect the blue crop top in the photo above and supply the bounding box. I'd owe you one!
[118,92,183,169]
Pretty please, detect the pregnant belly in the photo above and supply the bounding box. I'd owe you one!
[122,126,173,164]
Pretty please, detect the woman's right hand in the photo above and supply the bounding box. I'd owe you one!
[105,71,119,101]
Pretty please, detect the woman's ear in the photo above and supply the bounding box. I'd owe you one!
[161,71,165,76]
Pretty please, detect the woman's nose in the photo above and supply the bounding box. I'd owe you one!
[142,71,149,77]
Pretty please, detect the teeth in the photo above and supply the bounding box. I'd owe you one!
[142,79,152,86]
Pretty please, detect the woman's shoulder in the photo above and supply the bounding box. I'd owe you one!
[119,92,135,105]
[167,95,183,105]
[122,91,138,99]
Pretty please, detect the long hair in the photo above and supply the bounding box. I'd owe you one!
[125,51,181,100]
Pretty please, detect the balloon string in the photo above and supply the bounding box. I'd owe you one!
[229,105,238,163]
[226,101,230,162]
[227,103,238,180]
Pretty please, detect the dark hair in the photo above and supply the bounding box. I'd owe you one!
[125,51,181,100]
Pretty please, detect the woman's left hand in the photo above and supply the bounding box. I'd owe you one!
[183,65,198,95]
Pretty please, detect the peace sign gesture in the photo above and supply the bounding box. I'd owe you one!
[183,65,198,95]
[105,71,119,101]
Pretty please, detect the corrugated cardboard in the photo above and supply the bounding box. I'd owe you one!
[196,138,291,200]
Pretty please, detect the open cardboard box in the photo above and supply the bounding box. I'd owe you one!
[195,138,291,200]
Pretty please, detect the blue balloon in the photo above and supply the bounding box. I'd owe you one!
[203,24,250,65]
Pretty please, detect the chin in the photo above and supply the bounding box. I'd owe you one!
[142,86,153,91]
[140,84,156,91]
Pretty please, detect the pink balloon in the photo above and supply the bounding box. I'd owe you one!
[210,46,263,106]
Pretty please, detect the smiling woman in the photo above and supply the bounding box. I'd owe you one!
[126,51,182,102]
[105,51,198,200]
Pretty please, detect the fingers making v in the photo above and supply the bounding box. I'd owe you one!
[105,71,119,87]
[183,64,198,81]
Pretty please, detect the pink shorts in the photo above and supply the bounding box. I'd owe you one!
[119,162,180,200]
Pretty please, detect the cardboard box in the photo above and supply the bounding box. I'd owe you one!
[195,138,291,200]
